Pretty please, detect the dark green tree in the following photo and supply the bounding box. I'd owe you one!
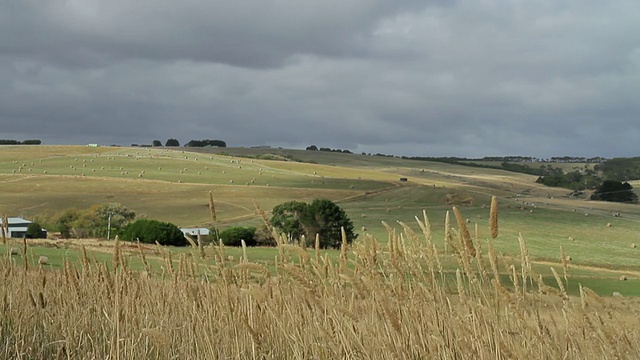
[152,140,162,147]
[270,201,308,241]
[26,223,45,238]
[219,226,257,246]
[165,138,180,147]
[270,199,357,248]
[122,219,187,246]
[590,180,638,203]
[306,145,318,151]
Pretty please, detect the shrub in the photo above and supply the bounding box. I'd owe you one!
[122,219,187,246]
[26,223,46,239]
[219,226,257,247]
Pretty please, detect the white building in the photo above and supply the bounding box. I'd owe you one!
[0,217,47,238]
[180,228,210,237]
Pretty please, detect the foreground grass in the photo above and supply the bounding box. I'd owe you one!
[2,210,640,359]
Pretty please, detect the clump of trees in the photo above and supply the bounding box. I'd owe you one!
[590,180,638,203]
[270,199,356,249]
[305,145,353,154]
[596,157,640,181]
[45,203,136,239]
[535,166,601,191]
[122,219,186,246]
[0,139,42,145]
[185,139,227,147]
[165,138,180,147]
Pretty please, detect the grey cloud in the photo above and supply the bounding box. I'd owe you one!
[1,1,639,158]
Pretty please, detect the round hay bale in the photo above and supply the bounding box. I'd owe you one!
[568,236,574,241]
[10,248,19,256]
[606,223,612,227]
[631,243,636,248]
[620,275,627,281]
[565,255,572,261]
[38,256,48,265]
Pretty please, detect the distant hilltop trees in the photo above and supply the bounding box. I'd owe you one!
[185,139,227,148]
[305,145,352,154]
[0,139,41,145]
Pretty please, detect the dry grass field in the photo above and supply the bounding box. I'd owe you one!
[2,209,640,359]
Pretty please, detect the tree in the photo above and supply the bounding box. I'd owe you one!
[219,226,257,246]
[165,138,180,147]
[26,223,45,238]
[185,139,227,147]
[152,140,162,147]
[270,201,308,241]
[54,209,81,238]
[306,145,318,151]
[122,219,187,246]
[270,199,357,248]
[590,180,638,203]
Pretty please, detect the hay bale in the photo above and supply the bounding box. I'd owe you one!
[613,291,622,297]
[565,256,572,261]
[568,236,574,241]
[619,275,627,281]
[9,248,19,256]
[38,256,48,265]
[631,243,636,248]
[606,223,612,227]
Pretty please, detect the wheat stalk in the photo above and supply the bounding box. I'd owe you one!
[453,206,476,257]
[490,196,499,239]
[444,210,451,254]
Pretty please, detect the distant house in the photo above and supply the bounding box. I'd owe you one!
[180,228,211,237]
[0,217,47,238]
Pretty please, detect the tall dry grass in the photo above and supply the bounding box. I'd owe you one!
[1,207,640,359]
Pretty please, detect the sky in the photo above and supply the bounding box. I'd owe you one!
[1,1,639,158]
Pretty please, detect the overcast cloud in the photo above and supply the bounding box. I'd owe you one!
[1,0,639,158]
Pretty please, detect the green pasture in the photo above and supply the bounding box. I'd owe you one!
[2,240,637,296]
[342,186,640,271]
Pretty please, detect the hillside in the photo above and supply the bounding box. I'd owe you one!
[1,145,639,275]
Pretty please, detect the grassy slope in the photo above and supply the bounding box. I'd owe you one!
[1,145,639,295]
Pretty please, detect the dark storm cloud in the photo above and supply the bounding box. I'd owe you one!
[1,0,639,157]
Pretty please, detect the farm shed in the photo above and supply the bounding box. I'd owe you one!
[0,217,47,238]
[180,228,211,237]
